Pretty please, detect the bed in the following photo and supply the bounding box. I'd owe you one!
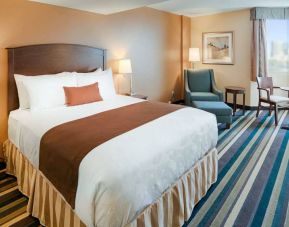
[4,44,218,227]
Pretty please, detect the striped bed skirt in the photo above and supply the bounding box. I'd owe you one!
[3,140,218,227]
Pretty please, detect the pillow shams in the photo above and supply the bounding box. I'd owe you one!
[22,74,77,110]
[76,68,116,99]
[14,72,74,109]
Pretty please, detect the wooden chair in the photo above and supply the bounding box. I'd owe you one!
[256,77,289,126]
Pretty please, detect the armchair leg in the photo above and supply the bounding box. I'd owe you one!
[256,102,260,117]
[274,104,279,126]
[226,123,231,129]
[269,104,272,116]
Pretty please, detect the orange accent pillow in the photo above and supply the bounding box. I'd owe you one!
[64,82,103,106]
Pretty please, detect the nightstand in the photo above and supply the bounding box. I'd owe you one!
[125,93,148,100]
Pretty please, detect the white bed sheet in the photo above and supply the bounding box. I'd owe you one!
[8,95,218,227]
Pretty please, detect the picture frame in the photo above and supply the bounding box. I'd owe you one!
[202,31,234,65]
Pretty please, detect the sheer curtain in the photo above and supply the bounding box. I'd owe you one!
[251,19,268,80]
[250,7,289,81]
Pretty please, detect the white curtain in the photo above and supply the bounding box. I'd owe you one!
[251,19,268,80]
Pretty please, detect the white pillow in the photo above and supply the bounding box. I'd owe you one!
[14,74,30,109]
[76,68,116,99]
[22,73,77,111]
[14,72,73,109]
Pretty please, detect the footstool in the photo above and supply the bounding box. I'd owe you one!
[192,101,233,129]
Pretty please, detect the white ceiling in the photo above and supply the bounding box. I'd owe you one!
[30,0,169,15]
[31,0,289,17]
[151,0,289,17]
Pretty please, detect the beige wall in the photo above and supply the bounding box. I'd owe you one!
[0,0,190,154]
[181,16,192,99]
[191,10,252,106]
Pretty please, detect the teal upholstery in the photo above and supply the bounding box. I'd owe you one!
[189,92,220,101]
[184,69,223,106]
[192,101,232,125]
[187,70,211,92]
[192,101,232,115]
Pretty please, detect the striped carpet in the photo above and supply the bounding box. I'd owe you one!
[185,110,289,227]
[1,110,289,227]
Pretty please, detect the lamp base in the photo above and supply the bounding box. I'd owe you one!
[191,62,197,70]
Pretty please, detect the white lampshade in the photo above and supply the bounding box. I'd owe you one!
[189,48,200,62]
[119,59,132,74]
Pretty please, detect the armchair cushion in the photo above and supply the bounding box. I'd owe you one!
[189,92,220,101]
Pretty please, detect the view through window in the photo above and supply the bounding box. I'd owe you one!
[267,20,289,86]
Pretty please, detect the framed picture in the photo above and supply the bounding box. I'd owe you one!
[202,31,234,65]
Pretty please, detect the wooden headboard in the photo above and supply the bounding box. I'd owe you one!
[7,44,107,112]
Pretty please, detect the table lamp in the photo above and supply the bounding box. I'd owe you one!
[119,59,133,95]
[189,48,200,70]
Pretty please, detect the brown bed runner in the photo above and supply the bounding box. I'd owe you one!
[39,101,183,208]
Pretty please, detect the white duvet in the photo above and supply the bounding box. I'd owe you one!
[8,95,218,227]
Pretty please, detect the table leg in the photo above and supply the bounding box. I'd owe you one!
[233,93,237,116]
[225,91,227,103]
[243,93,245,115]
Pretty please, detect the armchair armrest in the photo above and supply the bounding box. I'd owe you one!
[210,71,224,101]
[184,86,191,106]
[258,88,270,100]
[212,84,224,101]
[184,71,193,106]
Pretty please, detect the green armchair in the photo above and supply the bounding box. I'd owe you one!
[184,69,223,106]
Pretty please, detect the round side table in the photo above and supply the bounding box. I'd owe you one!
[225,86,246,116]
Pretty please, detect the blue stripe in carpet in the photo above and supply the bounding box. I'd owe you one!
[184,112,270,226]
[251,128,289,226]
[197,115,275,226]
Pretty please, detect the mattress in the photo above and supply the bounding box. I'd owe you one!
[8,95,218,227]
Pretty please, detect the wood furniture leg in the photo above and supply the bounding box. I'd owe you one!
[256,101,260,117]
[269,104,272,116]
[226,123,231,129]
[274,104,278,126]
[243,93,245,115]
[279,87,289,129]
[233,93,237,116]
[225,87,246,117]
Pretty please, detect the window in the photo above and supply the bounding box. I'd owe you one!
[267,20,289,86]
